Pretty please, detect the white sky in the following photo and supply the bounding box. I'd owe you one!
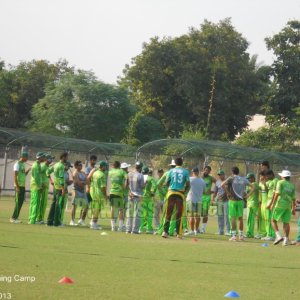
[1,0,299,83]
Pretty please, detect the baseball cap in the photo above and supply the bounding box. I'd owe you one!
[21,152,29,158]
[121,162,131,169]
[217,169,225,175]
[246,172,255,179]
[142,166,149,174]
[169,159,176,166]
[46,154,55,160]
[135,161,143,168]
[36,152,45,159]
[192,167,199,173]
[64,161,73,168]
[278,170,291,177]
[98,160,108,168]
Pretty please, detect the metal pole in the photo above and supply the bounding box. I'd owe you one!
[2,150,8,189]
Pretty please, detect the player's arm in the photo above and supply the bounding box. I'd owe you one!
[14,170,20,192]
[245,182,255,199]
[270,192,279,211]
[87,168,96,181]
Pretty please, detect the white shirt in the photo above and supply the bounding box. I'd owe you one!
[13,162,20,172]
[186,176,206,203]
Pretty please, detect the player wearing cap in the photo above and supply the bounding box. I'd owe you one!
[88,161,108,230]
[263,170,278,241]
[245,172,259,238]
[139,167,156,234]
[126,161,145,234]
[108,161,128,231]
[271,170,296,246]
[36,154,54,224]
[185,167,206,236]
[213,169,230,235]
[10,152,30,223]
[162,157,190,239]
[200,166,216,234]
[257,171,268,239]
[120,162,131,231]
[223,166,253,241]
[70,161,88,226]
[47,152,69,226]
[28,152,45,224]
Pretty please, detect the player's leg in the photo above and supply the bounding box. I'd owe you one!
[28,190,40,224]
[163,196,176,237]
[11,187,25,221]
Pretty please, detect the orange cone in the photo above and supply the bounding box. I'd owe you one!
[192,238,198,243]
[58,277,74,284]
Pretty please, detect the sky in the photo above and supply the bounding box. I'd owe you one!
[1,0,299,84]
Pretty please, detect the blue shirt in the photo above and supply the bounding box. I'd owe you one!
[167,167,190,192]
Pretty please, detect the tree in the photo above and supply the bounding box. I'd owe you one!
[29,71,133,142]
[0,59,73,128]
[265,20,300,124]
[122,19,268,140]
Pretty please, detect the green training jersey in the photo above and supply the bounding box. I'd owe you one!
[259,182,268,205]
[90,169,107,201]
[275,179,295,209]
[246,182,259,208]
[203,175,213,195]
[266,178,278,206]
[53,161,65,190]
[40,162,50,186]
[143,175,157,199]
[14,161,26,187]
[30,161,42,190]
[108,168,127,197]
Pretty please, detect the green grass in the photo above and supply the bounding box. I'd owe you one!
[0,196,300,300]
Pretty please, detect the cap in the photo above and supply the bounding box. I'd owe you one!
[64,161,73,168]
[246,172,255,179]
[142,166,149,174]
[36,152,45,159]
[135,161,143,168]
[192,167,199,173]
[278,170,291,178]
[98,160,108,168]
[121,162,131,169]
[217,169,225,175]
[46,154,55,160]
[21,152,29,158]
[169,159,176,166]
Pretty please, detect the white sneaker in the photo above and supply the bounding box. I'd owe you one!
[225,232,231,236]
[199,229,205,234]
[282,239,289,246]
[162,232,168,238]
[77,219,87,226]
[262,236,275,241]
[90,223,100,230]
[146,230,154,234]
[69,220,76,226]
[273,236,284,245]
[112,227,117,232]
[255,234,263,239]
[184,231,194,236]
[229,236,237,241]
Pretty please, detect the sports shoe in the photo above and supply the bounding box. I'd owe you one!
[10,218,22,224]
[162,232,168,238]
[184,231,194,236]
[146,230,154,234]
[215,232,224,235]
[225,232,231,236]
[262,236,275,241]
[291,240,300,246]
[282,239,289,246]
[77,219,87,226]
[131,231,139,234]
[69,220,76,226]
[255,234,263,239]
[239,235,245,241]
[138,230,143,234]
[273,236,284,245]
[229,236,237,241]
[111,227,117,232]
[176,234,183,240]
[196,229,201,234]
[90,223,100,230]
[199,229,205,234]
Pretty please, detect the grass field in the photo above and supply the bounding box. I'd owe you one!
[0,195,300,300]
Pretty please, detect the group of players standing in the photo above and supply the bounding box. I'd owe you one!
[9,151,299,245]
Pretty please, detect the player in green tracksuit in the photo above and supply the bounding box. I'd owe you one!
[245,173,259,238]
[258,171,268,238]
[11,152,30,223]
[200,166,216,233]
[264,170,278,240]
[139,167,156,233]
[108,161,127,231]
[60,161,73,224]
[47,152,68,226]
[36,154,54,224]
[28,152,45,224]
[271,170,296,246]
[88,161,108,230]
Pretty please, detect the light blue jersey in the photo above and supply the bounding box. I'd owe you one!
[167,167,190,192]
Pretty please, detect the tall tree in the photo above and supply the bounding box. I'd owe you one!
[29,71,133,142]
[122,19,268,140]
[265,20,300,124]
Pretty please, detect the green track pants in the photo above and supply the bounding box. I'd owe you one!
[139,198,154,232]
[37,186,49,222]
[12,187,25,220]
[246,206,258,237]
[28,190,41,224]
